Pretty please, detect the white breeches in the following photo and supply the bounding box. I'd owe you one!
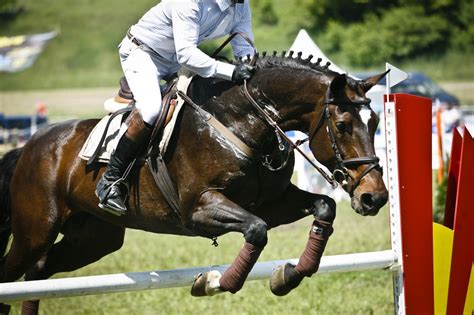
[119,37,180,124]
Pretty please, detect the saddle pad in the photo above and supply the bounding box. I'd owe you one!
[78,70,194,163]
[78,113,127,163]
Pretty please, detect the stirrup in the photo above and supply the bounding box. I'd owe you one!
[98,201,127,216]
[96,180,129,216]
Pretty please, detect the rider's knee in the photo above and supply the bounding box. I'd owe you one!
[313,197,336,223]
[244,219,268,248]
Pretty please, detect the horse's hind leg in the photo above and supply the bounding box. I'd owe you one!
[189,190,268,297]
[0,211,61,315]
[257,183,336,296]
[0,218,61,284]
[21,213,125,315]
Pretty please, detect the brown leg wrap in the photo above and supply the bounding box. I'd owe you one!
[219,242,262,293]
[294,219,333,277]
[21,300,39,315]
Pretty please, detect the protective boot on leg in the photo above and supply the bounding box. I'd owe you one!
[96,109,152,215]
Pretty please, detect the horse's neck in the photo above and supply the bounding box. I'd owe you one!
[248,70,329,134]
[188,76,263,148]
[191,70,328,149]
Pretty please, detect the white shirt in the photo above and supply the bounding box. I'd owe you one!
[130,0,254,80]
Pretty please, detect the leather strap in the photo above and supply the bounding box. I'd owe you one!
[211,32,256,60]
[242,81,338,187]
[126,28,143,46]
[87,107,133,167]
[146,156,182,224]
[178,91,254,158]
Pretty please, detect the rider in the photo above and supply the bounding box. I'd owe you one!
[96,0,257,215]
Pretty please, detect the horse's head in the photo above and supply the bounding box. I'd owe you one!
[308,71,389,216]
[199,53,388,216]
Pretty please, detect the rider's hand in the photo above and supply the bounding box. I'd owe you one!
[231,63,256,84]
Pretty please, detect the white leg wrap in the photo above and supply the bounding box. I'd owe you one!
[206,270,224,296]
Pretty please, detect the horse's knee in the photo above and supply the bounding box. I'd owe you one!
[312,197,336,223]
[244,219,268,248]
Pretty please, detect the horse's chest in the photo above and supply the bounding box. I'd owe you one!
[223,164,292,211]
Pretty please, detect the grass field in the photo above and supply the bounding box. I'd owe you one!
[1,0,473,92]
[5,202,394,315]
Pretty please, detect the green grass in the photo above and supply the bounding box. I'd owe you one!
[7,202,393,314]
[0,0,155,90]
[1,0,472,92]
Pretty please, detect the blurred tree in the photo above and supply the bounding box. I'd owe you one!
[451,0,474,52]
[256,0,278,26]
[298,0,397,32]
[337,6,449,67]
[0,0,18,12]
[0,0,22,23]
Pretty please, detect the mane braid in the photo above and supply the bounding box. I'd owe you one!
[248,50,337,75]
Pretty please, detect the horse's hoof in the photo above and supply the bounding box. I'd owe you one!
[270,263,303,296]
[191,270,224,297]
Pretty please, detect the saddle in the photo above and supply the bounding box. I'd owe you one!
[80,74,192,222]
[110,75,179,128]
[83,75,182,165]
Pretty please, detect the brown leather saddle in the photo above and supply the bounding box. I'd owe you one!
[113,76,179,127]
[87,76,179,167]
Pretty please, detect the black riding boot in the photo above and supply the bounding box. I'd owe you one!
[96,109,152,215]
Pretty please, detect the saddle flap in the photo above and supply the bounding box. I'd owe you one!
[78,112,129,163]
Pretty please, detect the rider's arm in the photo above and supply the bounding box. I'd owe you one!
[171,3,235,80]
[230,3,255,59]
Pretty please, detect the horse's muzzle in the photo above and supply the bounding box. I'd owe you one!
[351,190,388,216]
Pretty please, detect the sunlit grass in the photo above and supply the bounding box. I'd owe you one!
[7,202,393,314]
[0,0,472,91]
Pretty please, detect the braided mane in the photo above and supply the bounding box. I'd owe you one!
[239,50,339,76]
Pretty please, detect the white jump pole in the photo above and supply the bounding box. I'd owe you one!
[0,250,396,302]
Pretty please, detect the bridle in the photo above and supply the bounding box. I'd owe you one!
[307,88,382,194]
[242,81,382,195]
[213,32,382,194]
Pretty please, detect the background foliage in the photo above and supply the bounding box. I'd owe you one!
[0,0,473,90]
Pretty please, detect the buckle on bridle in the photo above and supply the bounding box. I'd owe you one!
[333,168,349,187]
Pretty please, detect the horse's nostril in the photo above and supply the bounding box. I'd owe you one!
[361,193,374,209]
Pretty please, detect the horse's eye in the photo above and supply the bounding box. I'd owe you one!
[336,122,347,132]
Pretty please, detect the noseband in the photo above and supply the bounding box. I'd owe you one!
[308,89,382,194]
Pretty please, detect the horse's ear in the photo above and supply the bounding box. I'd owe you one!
[361,70,390,93]
[329,73,348,95]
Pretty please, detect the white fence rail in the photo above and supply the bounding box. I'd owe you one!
[0,250,396,302]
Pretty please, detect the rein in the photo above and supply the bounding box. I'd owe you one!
[241,81,337,187]
[242,81,381,194]
[191,33,380,194]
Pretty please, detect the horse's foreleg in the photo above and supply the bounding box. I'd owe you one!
[258,183,335,227]
[257,184,336,296]
[189,190,268,297]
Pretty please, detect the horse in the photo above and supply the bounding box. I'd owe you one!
[0,52,388,314]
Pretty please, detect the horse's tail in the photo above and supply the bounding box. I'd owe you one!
[0,148,22,258]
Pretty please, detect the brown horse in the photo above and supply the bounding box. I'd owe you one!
[0,53,388,314]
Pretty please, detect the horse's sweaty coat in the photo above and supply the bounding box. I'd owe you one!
[0,53,388,314]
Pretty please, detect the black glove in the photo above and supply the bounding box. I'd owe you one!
[231,63,256,84]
